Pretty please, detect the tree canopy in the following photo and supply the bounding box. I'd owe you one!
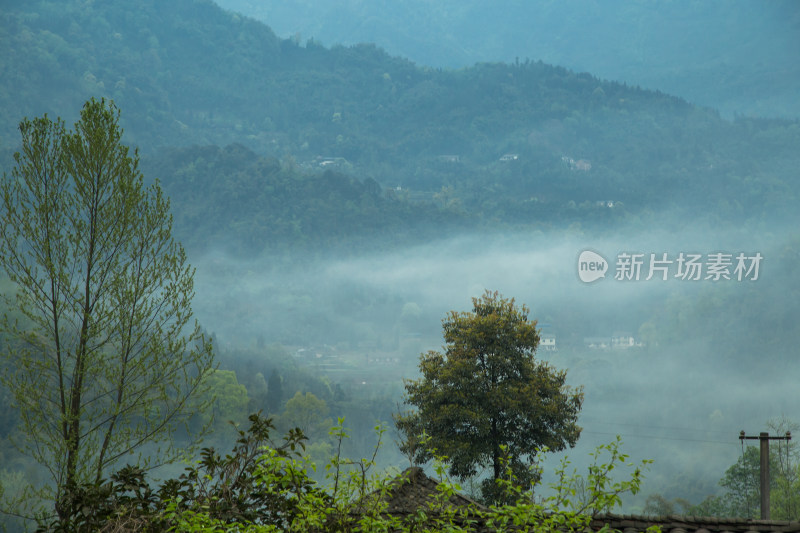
[397,291,584,503]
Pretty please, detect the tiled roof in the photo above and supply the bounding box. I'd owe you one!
[381,466,486,515]
[591,514,800,533]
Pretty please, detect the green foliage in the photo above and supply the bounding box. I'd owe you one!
[214,0,800,119]
[198,369,250,438]
[162,414,317,530]
[549,437,652,516]
[648,418,800,520]
[143,144,468,256]
[485,438,652,532]
[32,413,317,532]
[0,98,215,527]
[48,412,654,532]
[397,291,584,503]
[278,391,333,442]
[648,446,768,520]
[716,446,767,518]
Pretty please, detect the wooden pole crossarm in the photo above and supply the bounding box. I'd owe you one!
[738,431,792,519]
[739,430,792,441]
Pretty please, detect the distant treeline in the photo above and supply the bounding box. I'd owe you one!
[143,143,473,255]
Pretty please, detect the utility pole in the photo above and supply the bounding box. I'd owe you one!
[739,431,792,519]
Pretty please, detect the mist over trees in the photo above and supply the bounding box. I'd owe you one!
[397,292,583,503]
[1,0,800,527]
[645,418,800,519]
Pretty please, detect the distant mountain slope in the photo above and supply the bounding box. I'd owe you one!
[142,143,472,255]
[213,0,800,120]
[0,0,282,150]
[2,0,799,255]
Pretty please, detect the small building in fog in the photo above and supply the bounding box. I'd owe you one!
[583,334,642,350]
[540,334,557,351]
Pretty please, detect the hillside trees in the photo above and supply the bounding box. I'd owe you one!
[197,370,250,439]
[646,418,800,519]
[4,0,800,232]
[279,391,332,442]
[0,98,215,526]
[396,291,584,503]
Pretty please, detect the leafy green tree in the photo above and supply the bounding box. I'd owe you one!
[36,414,318,532]
[197,369,250,438]
[766,417,800,520]
[720,446,765,518]
[279,391,333,442]
[396,291,584,503]
[719,420,799,519]
[679,446,775,519]
[0,98,215,526]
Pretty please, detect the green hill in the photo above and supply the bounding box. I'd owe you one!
[2,0,799,254]
[214,0,800,120]
[142,143,473,255]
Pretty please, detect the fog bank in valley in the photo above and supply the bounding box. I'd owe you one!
[191,219,798,506]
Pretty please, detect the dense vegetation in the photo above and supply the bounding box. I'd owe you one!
[215,0,800,120]
[2,0,800,258]
[27,414,652,531]
[645,418,800,520]
[141,143,469,255]
[0,99,216,529]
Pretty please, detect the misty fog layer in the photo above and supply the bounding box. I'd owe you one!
[192,221,799,504]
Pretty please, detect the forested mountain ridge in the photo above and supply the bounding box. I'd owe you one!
[2,0,799,255]
[0,0,283,151]
[214,0,800,120]
[142,143,474,255]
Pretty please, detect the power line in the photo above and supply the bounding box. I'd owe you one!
[582,419,738,436]
[581,429,737,446]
